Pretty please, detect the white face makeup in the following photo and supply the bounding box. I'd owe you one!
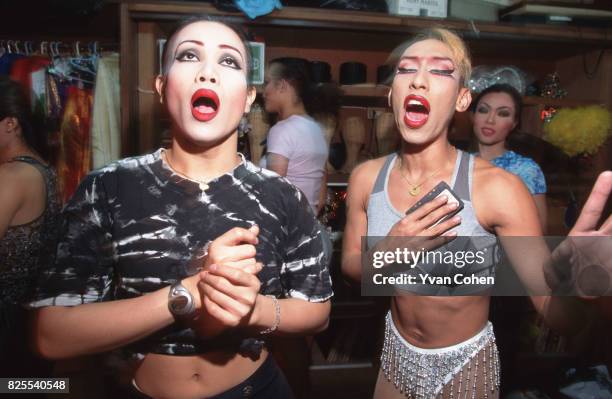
[390,39,471,146]
[472,91,518,146]
[156,21,255,148]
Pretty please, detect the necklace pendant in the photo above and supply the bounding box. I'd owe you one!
[409,186,420,196]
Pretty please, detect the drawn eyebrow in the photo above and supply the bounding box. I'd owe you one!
[173,40,204,58]
[219,44,245,62]
[480,102,513,111]
[399,56,454,64]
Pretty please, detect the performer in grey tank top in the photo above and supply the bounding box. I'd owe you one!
[341,27,612,399]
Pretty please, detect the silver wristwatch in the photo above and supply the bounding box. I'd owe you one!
[168,281,196,317]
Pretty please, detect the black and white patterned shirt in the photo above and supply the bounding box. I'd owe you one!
[30,149,333,355]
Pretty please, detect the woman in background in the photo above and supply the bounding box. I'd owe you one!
[0,76,61,377]
[471,83,547,231]
[261,57,332,215]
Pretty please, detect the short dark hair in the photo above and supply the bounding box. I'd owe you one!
[269,57,340,117]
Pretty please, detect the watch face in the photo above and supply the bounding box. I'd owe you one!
[170,296,189,313]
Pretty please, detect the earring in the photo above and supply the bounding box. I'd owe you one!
[238,114,251,137]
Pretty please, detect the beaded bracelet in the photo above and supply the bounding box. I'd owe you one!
[259,295,280,335]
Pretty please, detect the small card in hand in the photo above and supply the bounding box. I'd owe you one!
[405,181,464,227]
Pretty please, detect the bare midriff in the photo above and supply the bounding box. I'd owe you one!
[391,294,490,349]
[134,348,268,398]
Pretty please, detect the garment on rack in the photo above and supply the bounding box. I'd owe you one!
[57,85,93,202]
[47,54,98,200]
[9,56,51,103]
[91,53,120,168]
[0,53,25,75]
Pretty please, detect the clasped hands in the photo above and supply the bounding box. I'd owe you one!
[181,225,267,338]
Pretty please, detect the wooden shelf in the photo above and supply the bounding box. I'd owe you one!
[126,1,612,49]
[341,85,389,97]
[523,96,603,108]
[339,87,601,107]
[328,173,349,186]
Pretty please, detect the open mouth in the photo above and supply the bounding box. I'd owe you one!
[191,89,220,122]
[481,127,496,137]
[403,95,430,129]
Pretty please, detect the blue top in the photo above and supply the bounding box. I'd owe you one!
[491,151,546,195]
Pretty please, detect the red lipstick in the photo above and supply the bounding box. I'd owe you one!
[403,95,430,129]
[191,89,220,122]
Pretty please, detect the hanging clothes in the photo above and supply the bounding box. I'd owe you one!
[1,45,110,203]
[0,53,25,75]
[10,56,52,128]
[9,56,51,103]
[48,54,97,201]
[91,52,120,168]
[56,85,94,203]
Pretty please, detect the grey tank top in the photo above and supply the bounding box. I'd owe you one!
[366,149,500,295]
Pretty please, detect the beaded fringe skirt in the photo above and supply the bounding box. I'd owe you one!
[381,312,500,399]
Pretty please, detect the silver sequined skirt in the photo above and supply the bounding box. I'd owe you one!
[380,311,500,399]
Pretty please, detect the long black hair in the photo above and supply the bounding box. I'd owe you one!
[268,57,340,118]
[0,76,49,160]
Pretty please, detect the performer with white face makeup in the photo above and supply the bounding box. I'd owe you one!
[30,17,332,399]
[342,28,611,399]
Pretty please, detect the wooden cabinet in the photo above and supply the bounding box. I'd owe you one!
[120,1,612,155]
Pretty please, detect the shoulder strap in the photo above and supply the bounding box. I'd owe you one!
[452,150,472,201]
[371,154,396,195]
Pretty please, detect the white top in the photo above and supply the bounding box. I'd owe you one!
[260,115,328,212]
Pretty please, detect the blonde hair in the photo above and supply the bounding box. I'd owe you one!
[388,27,472,88]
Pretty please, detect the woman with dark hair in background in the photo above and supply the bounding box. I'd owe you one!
[29,17,332,398]
[260,57,335,215]
[471,83,547,231]
[0,76,61,377]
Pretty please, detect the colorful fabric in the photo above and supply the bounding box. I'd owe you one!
[490,151,546,195]
[56,85,93,202]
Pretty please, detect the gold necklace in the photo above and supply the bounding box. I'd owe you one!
[163,150,210,191]
[397,157,442,196]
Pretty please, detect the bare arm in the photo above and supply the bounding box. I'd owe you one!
[33,283,182,359]
[476,169,587,334]
[533,193,548,233]
[266,153,289,177]
[34,226,261,359]
[341,163,372,282]
[0,164,25,238]
[254,297,330,335]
